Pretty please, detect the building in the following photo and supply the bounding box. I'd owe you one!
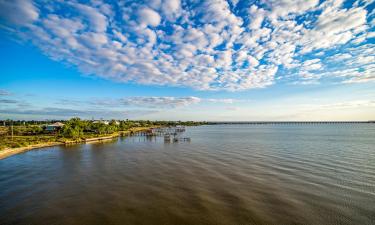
[92,120,110,125]
[45,122,64,132]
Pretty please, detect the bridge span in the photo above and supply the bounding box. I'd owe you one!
[209,121,375,125]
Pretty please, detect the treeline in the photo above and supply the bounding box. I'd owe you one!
[0,119,207,127]
[0,120,54,126]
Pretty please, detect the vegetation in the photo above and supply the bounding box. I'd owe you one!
[0,136,58,149]
[0,118,208,150]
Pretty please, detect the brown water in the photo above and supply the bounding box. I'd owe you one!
[0,124,375,225]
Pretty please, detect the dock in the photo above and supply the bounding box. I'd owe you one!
[132,126,191,143]
[84,135,117,143]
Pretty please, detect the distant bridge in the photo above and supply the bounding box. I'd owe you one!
[209,121,375,125]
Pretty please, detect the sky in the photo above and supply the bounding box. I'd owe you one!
[0,0,374,121]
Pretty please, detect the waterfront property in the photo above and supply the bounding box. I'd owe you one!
[0,119,206,159]
[45,122,65,132]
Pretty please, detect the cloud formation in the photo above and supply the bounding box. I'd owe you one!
[119,96,201,108]
[0,99,18,104]
[0,107,158,119]
[1,95,238,119]
[58,96,238,108]
[0,90,11,96]
[301,100,375,110]
[0,0,374,90]
[88,96,201,108]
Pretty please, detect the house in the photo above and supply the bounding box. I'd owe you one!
[93,120,110,125]
[46,122,64,132]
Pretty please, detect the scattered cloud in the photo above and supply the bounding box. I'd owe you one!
[7,95,244,119]
[0,99,18,104]
[0,107,158,119]
[2,95,237,119]
[57,96,243,108]
[0,0,374,90]
[205,98,250,104]
[88,96,201,108]
[0,0,38,26]
[0,97,34,110]
[0,90,11,96]
[119,96,201,108]
[137,8,161,27]
[226,106,240,111]
[206,98,236,104]
[300,100,375,110]
[56,99,87,106]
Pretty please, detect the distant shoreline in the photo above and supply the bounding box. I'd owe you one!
[208,121,375,124]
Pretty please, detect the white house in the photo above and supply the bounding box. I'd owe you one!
[93,120,110,125]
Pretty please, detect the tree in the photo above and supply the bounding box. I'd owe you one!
[59,118,84,139]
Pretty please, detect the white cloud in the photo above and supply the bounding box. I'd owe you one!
[300,3,368,53]
[0,90,11,96]
[0,0,38,26]
[302,59,322,71]
[72,2,108,32]
[137,8,161,27]
[248,5,266,30]
[162,0,181,20]
[59,96,245,108]
[206,98,235,104]
[226,106,240,111]
[119,96,201,108]
[301,100,375,110]
[1,0,374,91]
[0,107,158,119]
[263,0,320,20]
[0,99,18,104]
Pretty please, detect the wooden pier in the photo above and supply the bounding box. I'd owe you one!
[84,136,116,143]
[132,126,191,143]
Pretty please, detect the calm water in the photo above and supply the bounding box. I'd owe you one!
[1,124,375,225]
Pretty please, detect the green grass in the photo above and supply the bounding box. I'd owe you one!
[0,126,8,136]
[0,135,58,150]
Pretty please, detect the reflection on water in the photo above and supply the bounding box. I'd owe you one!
[0,124,375,225]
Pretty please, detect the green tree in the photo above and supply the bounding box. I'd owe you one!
[60,118,84,139]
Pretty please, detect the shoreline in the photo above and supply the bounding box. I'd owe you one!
[0,127,155,160]
[0,142,64,160]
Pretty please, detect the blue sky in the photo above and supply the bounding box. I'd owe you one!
[0,0,374,121]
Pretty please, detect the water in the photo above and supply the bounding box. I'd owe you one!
[0,124,374,225]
